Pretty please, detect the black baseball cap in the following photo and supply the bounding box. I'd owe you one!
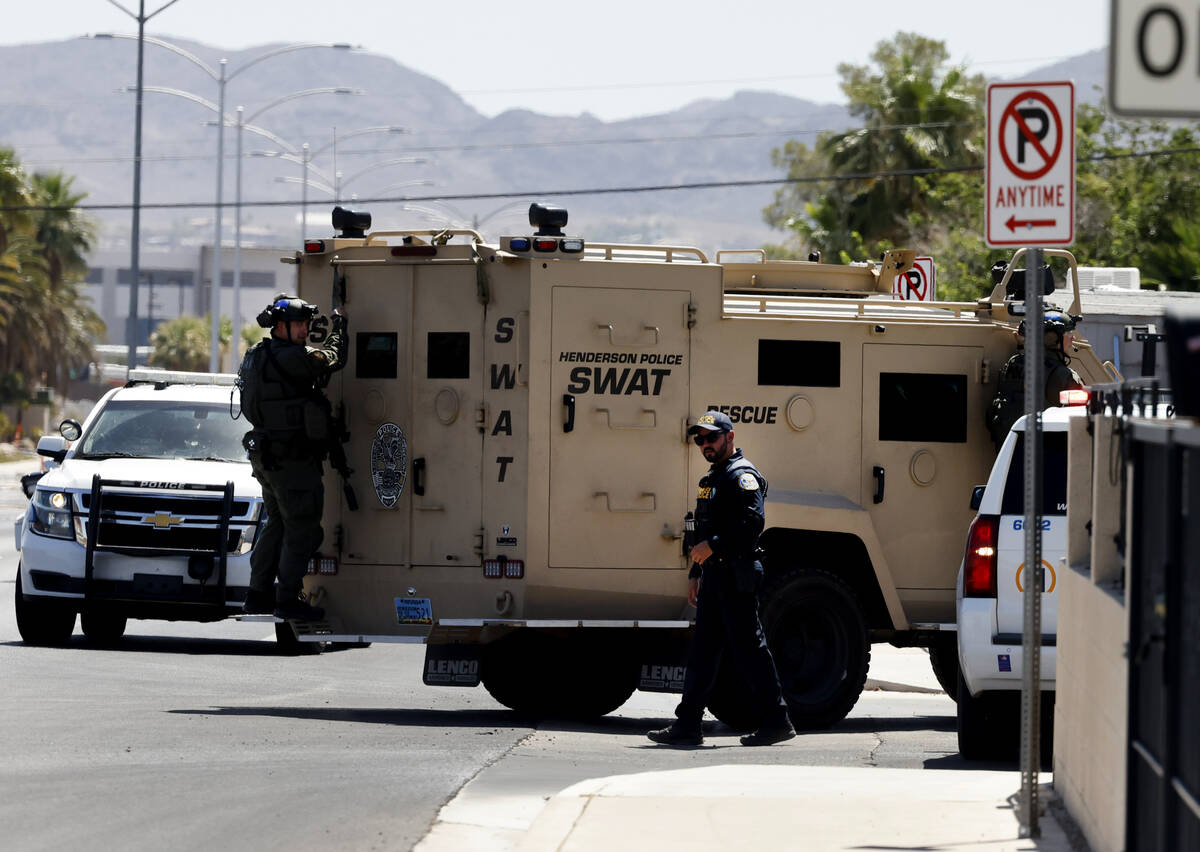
[687,410,733,435]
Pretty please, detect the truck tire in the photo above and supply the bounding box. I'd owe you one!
[482,629,637,719]
[760,567,870,730]
[927,633,960,701]
[956,672,1016,760]
[14,565,76,646]
[81,607,127,644]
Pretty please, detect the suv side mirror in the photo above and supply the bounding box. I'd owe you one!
[20,471,44,499]
[969,485,986,512]
[37,435,68,464]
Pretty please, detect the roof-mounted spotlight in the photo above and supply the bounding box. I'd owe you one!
[529,203,568,236]
[332,206,371,238]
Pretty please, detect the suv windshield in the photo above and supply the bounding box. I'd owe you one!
[1000,432,1068,516]
[74,400,247,462]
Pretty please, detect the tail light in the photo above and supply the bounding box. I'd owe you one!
[963,514,999,598]
[307,554,338,575]
[1059,388,1089,406]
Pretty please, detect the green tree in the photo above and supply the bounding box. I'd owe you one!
[0,152,104,395]
[765,33,985,268]
[149,315,233,372]
[30,171,94,292]
[1072,105,1200,290]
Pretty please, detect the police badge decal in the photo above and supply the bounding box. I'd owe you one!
[371,422,408,507]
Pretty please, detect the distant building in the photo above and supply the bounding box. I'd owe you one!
[83,244,297,348]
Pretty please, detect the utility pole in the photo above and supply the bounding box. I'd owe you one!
[103,0,183,370]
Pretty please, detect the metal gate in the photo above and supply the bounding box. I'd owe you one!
[1126,420,1200,852]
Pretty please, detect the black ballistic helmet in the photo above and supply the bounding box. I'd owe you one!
[256,293,319,328]
[1017,311,1078,349]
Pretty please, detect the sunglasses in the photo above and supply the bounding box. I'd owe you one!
[693,431,725,446]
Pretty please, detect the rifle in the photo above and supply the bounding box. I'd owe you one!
[329,400,359,512]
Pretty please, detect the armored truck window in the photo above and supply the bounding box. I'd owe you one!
[1001,432,1068,516]
[757,339,840,386]
[878,372,967,443]
[427,332,470,379]
[356,332,398,379]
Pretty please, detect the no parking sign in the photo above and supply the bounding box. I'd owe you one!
[892,256,936,301]
[986,81,1075,247]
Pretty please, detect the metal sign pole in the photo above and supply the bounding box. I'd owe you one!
[1019,245,1045,837]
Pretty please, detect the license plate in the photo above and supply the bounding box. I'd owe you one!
[394,597,433,625]
[133,573,184,597]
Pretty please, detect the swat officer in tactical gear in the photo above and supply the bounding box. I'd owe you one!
[648,411,796,747]
[238,294,347,620]
[986,311,1084,450]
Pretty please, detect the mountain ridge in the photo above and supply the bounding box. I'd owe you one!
[0,38,1106,253]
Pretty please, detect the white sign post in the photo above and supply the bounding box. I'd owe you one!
[986,81,1075,248]
[1111,0,1200,117]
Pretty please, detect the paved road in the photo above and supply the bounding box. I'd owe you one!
[0,456,974,852]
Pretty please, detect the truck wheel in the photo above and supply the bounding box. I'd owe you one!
[956,672,1016,760]
[927,633,960,701]
[14,565,76,646]
[81,608,127,644]
[760,567,870,730]
[274,621,323,655]
[482,630,637,719]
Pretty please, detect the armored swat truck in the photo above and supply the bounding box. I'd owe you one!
[287,204,1110,729]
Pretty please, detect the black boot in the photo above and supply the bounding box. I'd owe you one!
[274,592,325,621]
[241,588,275,615]
[739,717,796,747]
[646,722,703,746]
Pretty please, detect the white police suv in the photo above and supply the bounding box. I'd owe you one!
[955,402,1082,761]
[14,370,262,644]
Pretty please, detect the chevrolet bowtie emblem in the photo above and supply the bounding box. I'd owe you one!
[144,511,184,529]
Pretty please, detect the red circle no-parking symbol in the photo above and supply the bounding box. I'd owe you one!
[998,90,1063,180]
[986,81,1075,247]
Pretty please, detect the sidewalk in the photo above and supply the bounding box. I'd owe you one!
[418,643,1075,852]
[517,765,1069,852]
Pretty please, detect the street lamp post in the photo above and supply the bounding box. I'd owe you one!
[256,125,408,245]
[231,88,361,359]
[99,0,183,370]
[96,32,354,370]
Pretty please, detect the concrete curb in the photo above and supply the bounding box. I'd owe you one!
[864,677,944,695]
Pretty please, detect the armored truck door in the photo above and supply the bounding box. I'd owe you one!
[861,344,990,621]
[549,286,691,569]
[327,266,414,565]
[410,265,485,567]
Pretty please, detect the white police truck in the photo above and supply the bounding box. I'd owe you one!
[955,402,1082,760]
[14,370,264,645]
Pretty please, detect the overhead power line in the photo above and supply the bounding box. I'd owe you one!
[11,119,978,168]
[1,146,1196,214]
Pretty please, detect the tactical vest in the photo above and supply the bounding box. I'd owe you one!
[238,340,328,444]
[986,349,1077,447]
[695,456,768,540]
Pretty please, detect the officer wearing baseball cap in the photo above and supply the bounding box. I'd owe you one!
[647,410,795,747]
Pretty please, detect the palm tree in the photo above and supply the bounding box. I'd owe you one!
[766,34,985,259]
[30,172,94,292]
[0,148,32,257]
[0,154,103,398]
[150,315,233,372]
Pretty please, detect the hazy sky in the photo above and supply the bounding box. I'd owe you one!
[8,0,1110,121]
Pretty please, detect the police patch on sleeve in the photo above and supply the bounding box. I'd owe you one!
[738,472,759,491]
